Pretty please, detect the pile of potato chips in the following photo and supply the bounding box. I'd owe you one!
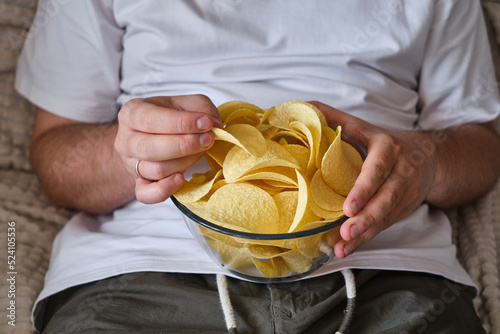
[174,100,363,278]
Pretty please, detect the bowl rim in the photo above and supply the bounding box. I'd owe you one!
[171,195,349,240]
[171,129,367,241]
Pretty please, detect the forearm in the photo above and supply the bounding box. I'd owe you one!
[30,122,136,214]
[424,122,500,208]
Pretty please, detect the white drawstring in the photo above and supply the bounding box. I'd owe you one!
[336,268,357,334]
[216,274,238,332]
[216,269,356,334]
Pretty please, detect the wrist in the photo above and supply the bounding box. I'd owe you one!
[396,130,442,206]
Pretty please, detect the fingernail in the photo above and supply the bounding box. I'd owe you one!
[344,245,353,257]
[200,132,213,148]
[351,200,360,216]
[196,116,212,130]
[350,224,361,239]
[173,174,184,186]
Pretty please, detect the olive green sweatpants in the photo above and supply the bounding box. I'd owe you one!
[37,270,485,334]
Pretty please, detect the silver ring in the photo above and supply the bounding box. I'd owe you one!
[135,160,145,179]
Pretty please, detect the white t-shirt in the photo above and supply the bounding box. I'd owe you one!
[15,0,500,327]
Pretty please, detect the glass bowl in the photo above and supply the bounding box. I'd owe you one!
[171,131,367,283]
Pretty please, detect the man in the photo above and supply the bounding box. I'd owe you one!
[16,0,500,333]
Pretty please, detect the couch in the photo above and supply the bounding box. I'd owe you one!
[0,0,499,333]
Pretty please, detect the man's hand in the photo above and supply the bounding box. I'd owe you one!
[310,101,500,259]
[114,95,222,204]
[30,94,221,214]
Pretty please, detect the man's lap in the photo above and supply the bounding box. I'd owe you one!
[39,270,484,334]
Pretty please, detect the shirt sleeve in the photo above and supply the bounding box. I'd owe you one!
[15,0,124,123]
[417,0,500,129]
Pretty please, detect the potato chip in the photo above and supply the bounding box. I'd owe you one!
[209,239,253,267]
[201,226,247,248]
[222,140,300,183]
[288,170,321,233]
[280,250,313,274]
[283,144,310,173]
[202,231,238,248]
[321,126,363,196]
[270,257,291,277]
[204,153,222,173]
[205,183,279,234]
[212,123,266,158]
[246,180,286,195]
[223,108,261,127]
[207,179,228,198]
[272,130,310,147]
[310,169,345,212]
[273,191,299,233]
[189,171,212,184]
[259,124,279,139]
[251,258,275,277]
[218,100,264,123]
[296,221,338,258]
[309,198,345,220]
[259,106,275,127]
[239,165,298,181]
[289,121,318,174]
[269,101,326,173]
[252,257,290,278]
[269,100,327,129]
[264,179,298,189]
[236,170,298,186]
[322,126,338,145]
[248,244,290,259]
[205,140,233,167]
[174,170,222,203]
[316,131,329,169]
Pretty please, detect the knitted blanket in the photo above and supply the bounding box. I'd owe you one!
[0,1,499,333]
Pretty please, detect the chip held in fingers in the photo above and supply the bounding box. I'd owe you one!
[173,100,364,280]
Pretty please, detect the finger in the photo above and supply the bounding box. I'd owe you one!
[334,223,380,258]
[157,94,222,124]
[120,100,217,134]
[343,133,399,217]
[123,131,214,161]
[132,153,203,181]
[341,171,408,241]
[334,175,409,258]
[334,196,416,258]
[135,173,185,204]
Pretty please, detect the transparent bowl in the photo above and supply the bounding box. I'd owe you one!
[171,131,367,283]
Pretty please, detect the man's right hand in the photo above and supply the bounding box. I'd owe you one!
[114,94,222,204]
